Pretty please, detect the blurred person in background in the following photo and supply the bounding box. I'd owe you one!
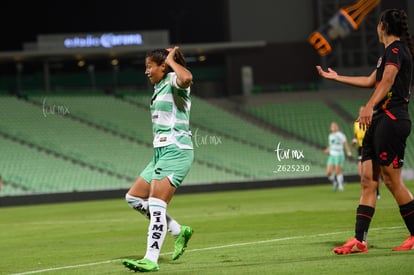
[323,121,352,192]
[316,9,414,254]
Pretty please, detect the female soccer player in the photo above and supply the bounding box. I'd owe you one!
[123,46,194,271]
[323,121,352,192]
[316,9,414,254]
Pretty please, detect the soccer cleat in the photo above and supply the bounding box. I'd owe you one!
[172,225,193,260]
[122,258,159,272]
[392,236,414,251]
[333,237,368,255]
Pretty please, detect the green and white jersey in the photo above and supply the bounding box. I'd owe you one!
[150,72,193,149]
[328,131,346,156]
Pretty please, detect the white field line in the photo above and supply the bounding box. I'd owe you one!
[8,226,404,275]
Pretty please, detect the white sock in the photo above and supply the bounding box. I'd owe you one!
[337,174,344,191]
[126,193,180,235]
[144,197,168,263]
[125,193,149,218]
[167,216,181,236]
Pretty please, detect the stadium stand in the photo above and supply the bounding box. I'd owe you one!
[244,101,353,148]
[0,90,364,197]
[0,134,131,195]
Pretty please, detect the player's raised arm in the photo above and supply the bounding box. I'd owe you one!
[315,65,376,88]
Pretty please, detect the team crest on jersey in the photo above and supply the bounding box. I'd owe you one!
[377,57,382,69]
[392,47,399,54]
[376,57,382,68]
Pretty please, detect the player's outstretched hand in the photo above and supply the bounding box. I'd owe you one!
[315,66,338,80]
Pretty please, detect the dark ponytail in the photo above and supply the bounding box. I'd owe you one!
[400,10,414,63]
[172,49,187,68]
[380,9,414,63]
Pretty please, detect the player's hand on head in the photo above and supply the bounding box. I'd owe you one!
[165,46,179,65]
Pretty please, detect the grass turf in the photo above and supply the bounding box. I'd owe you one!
[1,181,414,274]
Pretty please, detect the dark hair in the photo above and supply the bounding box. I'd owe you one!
[146,48,187,72]
[380,9,414,62]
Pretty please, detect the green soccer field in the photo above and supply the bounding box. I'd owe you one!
[1,181,414,275]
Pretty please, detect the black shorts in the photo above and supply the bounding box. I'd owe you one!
[361,114,411,168]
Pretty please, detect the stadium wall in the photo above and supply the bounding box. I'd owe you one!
[0,175,360,207]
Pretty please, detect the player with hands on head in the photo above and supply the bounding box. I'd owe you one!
[122,46,194,272]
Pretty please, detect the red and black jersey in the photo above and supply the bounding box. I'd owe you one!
[375,40,413,120]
